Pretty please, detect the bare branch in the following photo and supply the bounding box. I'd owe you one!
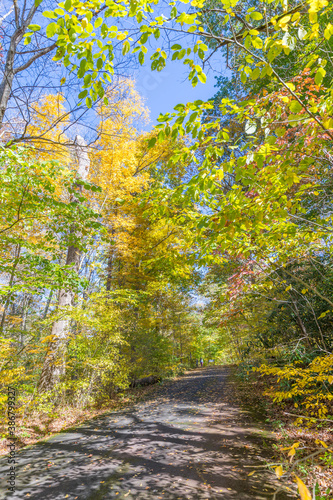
[14,43,57,74]
[13,0,20,28]
[0,5,14,26]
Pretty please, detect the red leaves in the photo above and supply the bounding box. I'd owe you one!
[244,189,258,199]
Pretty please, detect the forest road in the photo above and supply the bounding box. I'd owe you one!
[0,367,296,500]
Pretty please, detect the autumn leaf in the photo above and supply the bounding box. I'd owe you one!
[275,466,283,479]
[295,477,311,500]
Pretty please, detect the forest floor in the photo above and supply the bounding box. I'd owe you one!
[0,366,296,500]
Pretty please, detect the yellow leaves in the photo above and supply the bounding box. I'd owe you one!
[90,80,151,249]
[281,443,300,462]
[317,310,330,319]
[287,442,300,462]
[41,334,57,344]
[216,169,224,181]
[295,476,311,500]
[277,14,291,30]
[275,466,283,479]
[308,0,328,13]
[117,32,127,41]
[27,94,70,160]
[285,82,295,92]
[324,23,333,40]
[256,355,333,419]
[315,440,332,450]
[323,117,333,129]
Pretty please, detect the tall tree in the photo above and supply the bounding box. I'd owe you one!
[39,135,90,391]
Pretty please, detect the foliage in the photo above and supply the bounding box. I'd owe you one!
[1,0,333,494]
[255,355,333,419]
[0,80,199,425]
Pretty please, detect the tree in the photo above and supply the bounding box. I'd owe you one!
[0,0,136,148]
[38,135,90,391]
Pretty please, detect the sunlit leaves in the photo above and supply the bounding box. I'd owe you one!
[275,466,283,479]
[295,476,312,500]
[46,22,58,38]
[324,23,333,39]
[250,11,263,21]
[314,67,326,85]
[22,0,330,114]
[122,40,131,55]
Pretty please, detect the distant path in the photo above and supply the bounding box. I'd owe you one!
[0,367,295,499]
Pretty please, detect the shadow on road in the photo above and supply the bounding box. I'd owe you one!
[0,368,296,499]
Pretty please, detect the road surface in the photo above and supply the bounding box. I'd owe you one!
[0,367,295,499]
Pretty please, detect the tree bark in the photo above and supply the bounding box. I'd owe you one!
[291,296,311,348]
[38,136,90,392]
[0,2,38,126]
[20,294,30,346]
[0,244,21,331]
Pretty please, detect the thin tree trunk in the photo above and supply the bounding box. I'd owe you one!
[0,29,22,125]
[20,294,30,346]
[0,244,21,331]
[42,290,54,320]
[0,3,38,126]
[291,296,311,348]
[39,136,90,392]
[106,238,115,291]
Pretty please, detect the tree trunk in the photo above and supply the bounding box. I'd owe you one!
[0,245,21,331]
[291,296,311,348]
[20,294,30,346]
[42,290,54,320]
[38,136,90,392]
[0,3,38,126]
[0,29,22,126]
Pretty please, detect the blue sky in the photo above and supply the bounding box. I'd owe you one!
[134,54,227,128]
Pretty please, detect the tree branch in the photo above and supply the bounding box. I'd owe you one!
[14,43,57,74]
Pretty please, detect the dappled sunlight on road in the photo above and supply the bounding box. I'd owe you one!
[0,369,295,499]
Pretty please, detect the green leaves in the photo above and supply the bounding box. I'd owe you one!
[276,127,286,137]
[315,67,326,86]
[43,11,57,18]
[250,11,263,20]
[197,72,206,84]
[289,100,303,113]
[148,137,157,148]
[46,22,58,38]
[122,40,131,55]
[28,24,41,32]
[0,146,100,261]
[34,0,333,139]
